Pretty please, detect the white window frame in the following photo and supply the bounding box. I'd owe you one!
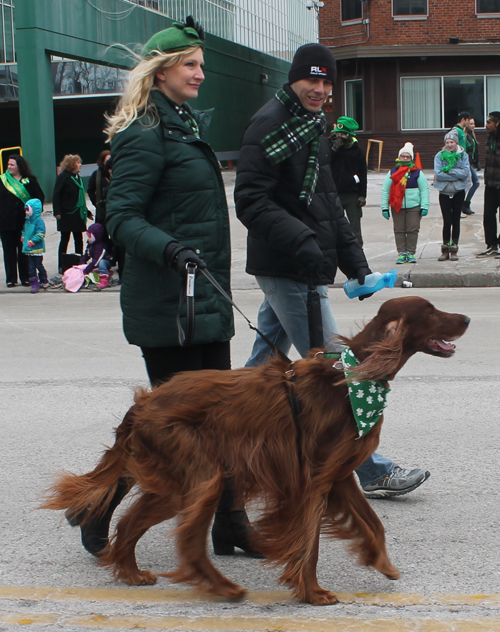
[392,0,428,20]
[476,0,500,17]
[400,74,500,130]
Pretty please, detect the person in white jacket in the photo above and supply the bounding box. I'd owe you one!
[381,142,429,264]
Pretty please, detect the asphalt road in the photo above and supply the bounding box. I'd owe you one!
[1,286,499,631]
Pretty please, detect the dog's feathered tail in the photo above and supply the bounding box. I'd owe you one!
[40,408,135,524]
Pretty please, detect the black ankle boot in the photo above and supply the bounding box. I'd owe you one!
[65,478,130,557]
[211,481,263,558]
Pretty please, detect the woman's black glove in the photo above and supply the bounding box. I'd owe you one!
[296,236,324,281]
[165,242,206,278]
[356,267,373,301]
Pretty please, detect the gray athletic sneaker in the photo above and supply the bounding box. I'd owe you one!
[362,466,430,499]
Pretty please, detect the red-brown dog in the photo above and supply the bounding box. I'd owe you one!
[43,297,469,605]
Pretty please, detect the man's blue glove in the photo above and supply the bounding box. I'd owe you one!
[382,210,390,220]
[421,208,428,216]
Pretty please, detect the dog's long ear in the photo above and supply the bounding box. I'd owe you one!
[351,319,407,381]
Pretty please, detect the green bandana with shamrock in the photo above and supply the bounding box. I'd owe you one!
[341,347,390,438]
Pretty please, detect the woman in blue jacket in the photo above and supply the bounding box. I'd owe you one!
[433,130,470,261]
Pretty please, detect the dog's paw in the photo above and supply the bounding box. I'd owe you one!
[305,588,339,606]
[211,581,247,602]
[124,570,158,586]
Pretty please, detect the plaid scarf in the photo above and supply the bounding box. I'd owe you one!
[165,95,200,138]
[261,88,326,205]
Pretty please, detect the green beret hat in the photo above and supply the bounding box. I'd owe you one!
[142,19,204,58]
[335,116,359,136]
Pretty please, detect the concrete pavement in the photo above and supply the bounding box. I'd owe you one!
[1,169,500,293]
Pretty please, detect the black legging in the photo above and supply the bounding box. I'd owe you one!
[58,231,84,268]
[439,190,465,245]
[141,341,231,387]
[0,229,29,285]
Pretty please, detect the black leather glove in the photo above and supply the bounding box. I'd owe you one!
[165,242,206,279]
[357,197,366,208]
[295,236,324,281]
[356,267,374,301]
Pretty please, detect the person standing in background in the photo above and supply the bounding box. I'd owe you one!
[330,116,367,246]
[0,155,45,287]
[53,154,93,273]
[381,142,429,265]
[476,111,500,258]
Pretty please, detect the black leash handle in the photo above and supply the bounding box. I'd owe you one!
[199,268,291,363]
[177,262,197,347]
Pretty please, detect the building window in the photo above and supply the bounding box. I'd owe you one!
[401,77,441,129]
[345,80,363,129]
[401,75,500,129]
[443,76,484,127]
[487,76,500,113]
[477,0,500,13]
[393,0,427,15]
[341,0,362,22]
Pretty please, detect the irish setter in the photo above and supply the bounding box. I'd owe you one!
[43,297,469,605]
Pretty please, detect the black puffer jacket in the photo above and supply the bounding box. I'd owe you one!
[234,85,368,285]
[330,140,367,198]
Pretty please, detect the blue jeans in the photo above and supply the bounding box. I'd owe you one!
[466,167,479,202]
[28,255,48,284]
[245,276,394,485]
[98,258,111,274]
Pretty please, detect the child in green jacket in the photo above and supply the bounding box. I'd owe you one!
[22,198,48,293]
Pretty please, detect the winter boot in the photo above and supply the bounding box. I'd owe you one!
[97,274,110,289]
[65,478,131,557]
[211,478,263,558]
[438,244,449,261]
[29,276,40,293]
[449,243,459,261]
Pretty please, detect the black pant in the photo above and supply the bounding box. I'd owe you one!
[483,185,500,248]
[439,190,465,245]
[141,341,231,387]
[58,231,84,269]
[0,229,29,285]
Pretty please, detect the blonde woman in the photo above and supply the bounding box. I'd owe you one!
[52,154,92,272]
[65,19,258,562]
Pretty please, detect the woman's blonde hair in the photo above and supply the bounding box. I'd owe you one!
[105,46,201,142]
[60,154,82,172]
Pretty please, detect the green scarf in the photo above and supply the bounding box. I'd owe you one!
[0,171,31,204]
[440,150,460,173]
[261,87,326,205]
[341,347,390,438]
[394,159,414,169]
[70,176,89,225]
[164,95,200,138]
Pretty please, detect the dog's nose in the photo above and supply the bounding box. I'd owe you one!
[463,316,471,327]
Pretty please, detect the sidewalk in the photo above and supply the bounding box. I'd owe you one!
[1,169,499,293]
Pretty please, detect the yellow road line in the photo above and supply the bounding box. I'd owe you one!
[0,585,500,607]
[1,612,500,631]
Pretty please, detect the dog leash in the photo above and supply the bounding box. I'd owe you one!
[178,264,303,461]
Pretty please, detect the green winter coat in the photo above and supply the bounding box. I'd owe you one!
[106,89,234,348]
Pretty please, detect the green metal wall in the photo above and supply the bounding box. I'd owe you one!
[14,0,290,199]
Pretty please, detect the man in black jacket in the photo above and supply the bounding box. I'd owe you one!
[235,43,429,498]
[330,116,367,245]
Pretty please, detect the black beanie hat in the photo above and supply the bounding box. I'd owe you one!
[288,43,336,86]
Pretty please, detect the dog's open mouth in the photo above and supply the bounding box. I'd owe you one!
[426,338,456,357]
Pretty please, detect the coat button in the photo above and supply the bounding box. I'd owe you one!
[182,136,187,140]
[168,131,172,134]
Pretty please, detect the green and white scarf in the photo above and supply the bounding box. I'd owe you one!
[165,95,200,138]
[261,88,326,205]
[0,171,31,204]
[70,176,89,225]
[341,347,390,438]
